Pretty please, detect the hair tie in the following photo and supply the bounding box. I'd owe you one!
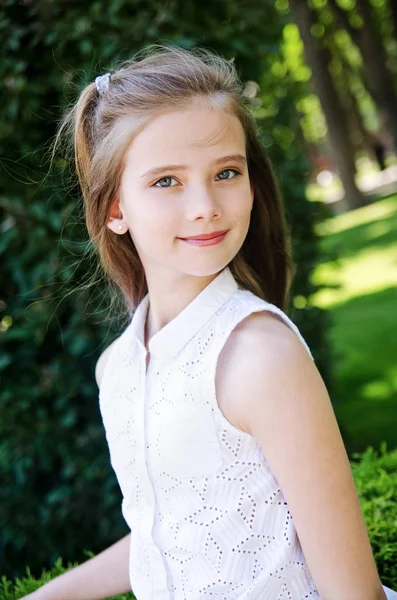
[95,72,111,95]
[95,68,126,96]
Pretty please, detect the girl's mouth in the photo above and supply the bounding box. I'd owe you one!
[179,230,229,246]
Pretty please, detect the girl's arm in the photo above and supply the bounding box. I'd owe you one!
[220,311,387,600]
[20,532,132,600]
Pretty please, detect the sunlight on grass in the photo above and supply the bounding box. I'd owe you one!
[308,193,397,454]
[311,246,397,308]
[315,195,397,236]
[310,194,397,308]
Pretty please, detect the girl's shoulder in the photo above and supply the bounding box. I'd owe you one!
[215,295,316,433]
[227,289,314,361]
[217,303,313,393]
[215,305,309,433]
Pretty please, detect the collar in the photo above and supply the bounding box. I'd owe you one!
[128,266,239,364]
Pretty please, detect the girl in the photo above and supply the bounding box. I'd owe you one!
[23,44,397,600]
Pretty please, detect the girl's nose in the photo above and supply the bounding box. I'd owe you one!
[185,185,222,221]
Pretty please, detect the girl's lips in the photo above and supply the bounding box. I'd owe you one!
[179,231,228,246]
[181,229,229,241]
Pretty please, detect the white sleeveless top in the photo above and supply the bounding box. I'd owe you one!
[99,266,397,600]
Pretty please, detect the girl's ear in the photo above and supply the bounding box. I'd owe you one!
[106,199,128,234]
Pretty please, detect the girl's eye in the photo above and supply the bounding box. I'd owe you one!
[216,169,240,181]
[152,176,178,188]
[152,169,240,188]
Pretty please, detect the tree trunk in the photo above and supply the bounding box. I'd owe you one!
[289,0,366,210]
[328,0,397,154]
[330,39,378,159]
[390,0,397,42]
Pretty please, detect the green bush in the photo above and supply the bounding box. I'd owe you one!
[1,446,396,599]
[351,442,397,588]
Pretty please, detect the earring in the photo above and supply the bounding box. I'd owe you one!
[118,224,124,230]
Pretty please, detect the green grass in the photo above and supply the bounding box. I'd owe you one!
[310,194,397,456]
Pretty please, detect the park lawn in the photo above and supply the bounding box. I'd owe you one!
[310,193,397,456]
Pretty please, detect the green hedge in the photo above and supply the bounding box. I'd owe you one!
[350,443,397,587]
[1,444,396,599]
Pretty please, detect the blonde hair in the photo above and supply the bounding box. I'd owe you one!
[52,43,294,315]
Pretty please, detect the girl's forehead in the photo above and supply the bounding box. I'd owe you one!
[124,106,245,171]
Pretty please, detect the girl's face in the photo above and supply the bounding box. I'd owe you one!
[108,99,254,283]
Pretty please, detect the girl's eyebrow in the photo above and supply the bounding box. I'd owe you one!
[139,154,247,179]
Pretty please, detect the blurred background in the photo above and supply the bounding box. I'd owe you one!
[1,0,396,584]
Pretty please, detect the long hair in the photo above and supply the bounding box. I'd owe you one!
[52,43,294,314]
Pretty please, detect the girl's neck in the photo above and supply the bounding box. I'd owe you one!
[143,271,220,345]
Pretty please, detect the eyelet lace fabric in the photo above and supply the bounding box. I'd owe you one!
[98,268,396,600]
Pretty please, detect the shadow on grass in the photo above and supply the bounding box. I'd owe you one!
[327,286,397,458]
